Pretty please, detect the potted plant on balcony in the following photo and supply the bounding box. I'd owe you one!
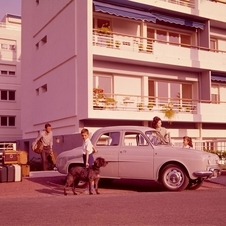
[93,87,105,110]
[138,43,143,52]
[137,102,144,111]
[115,40,121,49]
[105,97,117,109]
[106,39,113,48]
[147,102,154,111]
[161,102,176,122]
[146,44,152,53]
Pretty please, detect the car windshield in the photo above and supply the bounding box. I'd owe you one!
[145,130,168,146]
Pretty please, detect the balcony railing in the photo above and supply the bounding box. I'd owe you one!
[93,30,226,55]
[93,93,198,114]
[0,22,21,31]
[93,29,153,54]
[159,0,195,8]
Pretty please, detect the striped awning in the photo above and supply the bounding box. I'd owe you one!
[94,1,156,23]
[152,12,205,30]
[212,75,226,83]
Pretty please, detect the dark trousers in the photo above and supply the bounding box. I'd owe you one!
[41,146,52,171]
[83,153,94,167]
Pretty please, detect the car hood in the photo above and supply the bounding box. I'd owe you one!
[57,146,82,159]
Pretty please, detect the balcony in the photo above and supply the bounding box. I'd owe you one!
[92,91,226,123]
[159,0,195,8]
[0,22,21,31]
[92,30,226,71]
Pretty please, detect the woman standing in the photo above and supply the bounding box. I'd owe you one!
[151,116,170,144]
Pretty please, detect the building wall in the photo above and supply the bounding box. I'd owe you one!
[20,0,226,156]
[0,15,21,142]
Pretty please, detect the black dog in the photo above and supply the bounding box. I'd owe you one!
[64,157,108,195]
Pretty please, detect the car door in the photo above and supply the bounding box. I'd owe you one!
[118,130,154,179]
[93,131,120,178]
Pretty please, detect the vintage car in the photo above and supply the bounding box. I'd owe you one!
[56,126,221,191]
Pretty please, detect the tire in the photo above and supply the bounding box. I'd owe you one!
[160,164,189,191]
[186,178,204,190]
[99,178,115,186]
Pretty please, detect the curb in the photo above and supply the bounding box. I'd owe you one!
[28,170,64,178]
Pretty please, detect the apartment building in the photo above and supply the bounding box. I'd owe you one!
[0,14,22,145]
[20,0,226,154]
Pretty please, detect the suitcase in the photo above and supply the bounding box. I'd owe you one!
[6,165,15,182]
[13,164,22,182]
[21,164,30,177]
[0,165,7,183]
[17,151,28,165]
[3,150,18,164]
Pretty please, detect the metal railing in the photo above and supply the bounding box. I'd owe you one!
[93,93,198,113]
[160,0,195,8]
[173,139,226,164]
[93,30,226,55]
[93,30,153,54]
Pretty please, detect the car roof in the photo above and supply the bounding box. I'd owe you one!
[95,125,156,133]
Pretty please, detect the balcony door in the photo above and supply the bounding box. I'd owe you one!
[148,79,193,109]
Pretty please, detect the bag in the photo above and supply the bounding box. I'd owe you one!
[32,138,43,154]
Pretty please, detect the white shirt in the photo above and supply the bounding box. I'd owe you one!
[82,138,93,155]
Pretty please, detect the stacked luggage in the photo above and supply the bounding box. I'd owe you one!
[0,146,29,183]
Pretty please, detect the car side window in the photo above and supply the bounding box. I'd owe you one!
[96,132,120,146]
[123,132,149,146]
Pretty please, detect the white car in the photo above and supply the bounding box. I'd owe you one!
[56,126,221,191]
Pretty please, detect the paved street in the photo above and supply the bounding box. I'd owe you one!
[1,173,226,226]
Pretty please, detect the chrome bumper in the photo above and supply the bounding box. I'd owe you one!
[193,168,221,179]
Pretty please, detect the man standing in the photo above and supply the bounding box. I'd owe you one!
[34,123,53,170]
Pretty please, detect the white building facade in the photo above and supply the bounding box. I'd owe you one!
[0,14,22,145]
[20,0,226,154]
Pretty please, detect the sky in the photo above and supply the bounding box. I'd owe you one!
[0,0,21,20]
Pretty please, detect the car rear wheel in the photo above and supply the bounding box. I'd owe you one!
[160,164,189,191]
[186,178,204,190]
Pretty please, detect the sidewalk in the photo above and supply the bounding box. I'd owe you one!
[206,170,226,186]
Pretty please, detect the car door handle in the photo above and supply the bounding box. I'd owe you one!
[120,150,127,153]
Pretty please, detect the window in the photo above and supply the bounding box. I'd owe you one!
[0,90,16,101]
[0,70,16,76]
[145,130,167,146]
[9,71,15,75]
[41,36,47,43]
[147,27,192,47]
[96,132,120,146]
[93,75,112,96]
[41,84,47,93]
[123,132,149,146]
[9,45,16,50]
[1,70,7,75]
[156,30,167,43]
[1,44,8,49]
[210,38,218,52]
[1,91,7,100]
[9,91,15,100]
[148,79,193,107]
[0,116,15,126]
[181,34,191,47]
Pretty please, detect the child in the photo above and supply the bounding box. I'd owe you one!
[182,136,193,149]
[81,128,97,168]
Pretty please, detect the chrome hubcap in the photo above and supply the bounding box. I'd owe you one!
[166,169,183,188]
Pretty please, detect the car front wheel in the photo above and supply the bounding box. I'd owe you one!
[160,164,189,191]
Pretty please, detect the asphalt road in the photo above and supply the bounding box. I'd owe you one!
[0,176,226,226]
